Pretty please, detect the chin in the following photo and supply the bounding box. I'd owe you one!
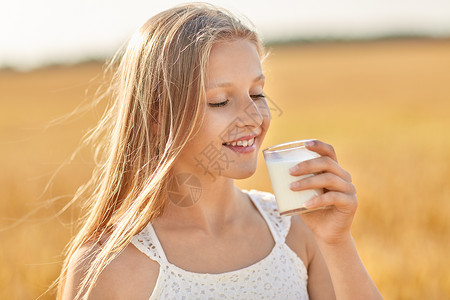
[232,172,255,180]
[226,164,257,179]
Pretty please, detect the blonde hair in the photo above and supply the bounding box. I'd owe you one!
[52,2,265,299]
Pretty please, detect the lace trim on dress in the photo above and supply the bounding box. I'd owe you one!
[131,221,169,265]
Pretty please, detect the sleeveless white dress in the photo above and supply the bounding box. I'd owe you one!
[130,189,309,299]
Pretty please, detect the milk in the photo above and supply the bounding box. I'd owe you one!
[264,146,324,216]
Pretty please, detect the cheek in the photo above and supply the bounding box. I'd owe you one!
[209,110,236,133]
[196,112,230,145]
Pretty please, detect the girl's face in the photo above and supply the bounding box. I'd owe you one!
[176,39,271,181]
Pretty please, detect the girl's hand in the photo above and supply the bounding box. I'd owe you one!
[288,139,357,246]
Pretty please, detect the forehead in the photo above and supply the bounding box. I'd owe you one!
[205,39,263,89]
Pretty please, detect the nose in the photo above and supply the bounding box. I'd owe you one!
[236,96,267,128]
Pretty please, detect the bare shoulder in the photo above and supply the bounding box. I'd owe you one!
[286,214,336,298]
[285,214,316,268]
[62,238,160,300]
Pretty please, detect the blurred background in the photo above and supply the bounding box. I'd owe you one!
[1,0,449,299]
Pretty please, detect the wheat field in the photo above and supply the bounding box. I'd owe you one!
[0,38,449,299]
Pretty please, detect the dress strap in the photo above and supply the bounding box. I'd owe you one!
[130,221,169,265]
[244,189,292,244]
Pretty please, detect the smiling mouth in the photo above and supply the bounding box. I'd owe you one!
[222,136,256,147]
[221,132,259,146]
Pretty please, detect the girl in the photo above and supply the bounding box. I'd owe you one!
[56,3,382,299]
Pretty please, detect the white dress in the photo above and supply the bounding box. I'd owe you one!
[130,189,309,299]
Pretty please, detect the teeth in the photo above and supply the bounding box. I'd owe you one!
[224,137,256,147]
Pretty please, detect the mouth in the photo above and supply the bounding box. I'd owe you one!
[221,134,258,154]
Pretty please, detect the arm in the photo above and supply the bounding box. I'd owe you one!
[289,140,383,299]
[62,242,117,300]
[316,234,382,299]
[62,241,159,300]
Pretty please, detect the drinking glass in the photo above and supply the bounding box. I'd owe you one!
[263,140,325,216]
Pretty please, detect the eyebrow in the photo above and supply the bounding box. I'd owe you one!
[206,73,265,90]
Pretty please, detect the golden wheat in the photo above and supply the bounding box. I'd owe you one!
[0,39,449,299]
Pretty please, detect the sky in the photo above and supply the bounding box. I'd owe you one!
[1,0,450,70]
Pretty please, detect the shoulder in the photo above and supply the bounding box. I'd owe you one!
[285,212,334,270]
[285,214,316,268]
[62,237,160,300]
[285,215,336,297]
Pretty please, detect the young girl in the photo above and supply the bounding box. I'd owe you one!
[57,3,382,299]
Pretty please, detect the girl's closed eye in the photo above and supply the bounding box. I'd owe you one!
[208,93,264,108]
[208,99,229,107]
[250,93,265,100]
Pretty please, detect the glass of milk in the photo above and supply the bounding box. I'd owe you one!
[263,140,325,216]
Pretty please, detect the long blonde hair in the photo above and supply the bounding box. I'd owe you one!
[53,3,265,299]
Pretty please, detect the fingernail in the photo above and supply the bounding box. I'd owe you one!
[289,165,298,173]
[305,140,315,147]
[304,198,315,208]
[289,181,299,189]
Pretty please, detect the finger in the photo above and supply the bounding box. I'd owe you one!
[289,172,357,194]
[304,140,338,162]
[304,191,358,214]
[289,156,352,182]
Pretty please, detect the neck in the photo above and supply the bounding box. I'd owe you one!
[159,173,249,236]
